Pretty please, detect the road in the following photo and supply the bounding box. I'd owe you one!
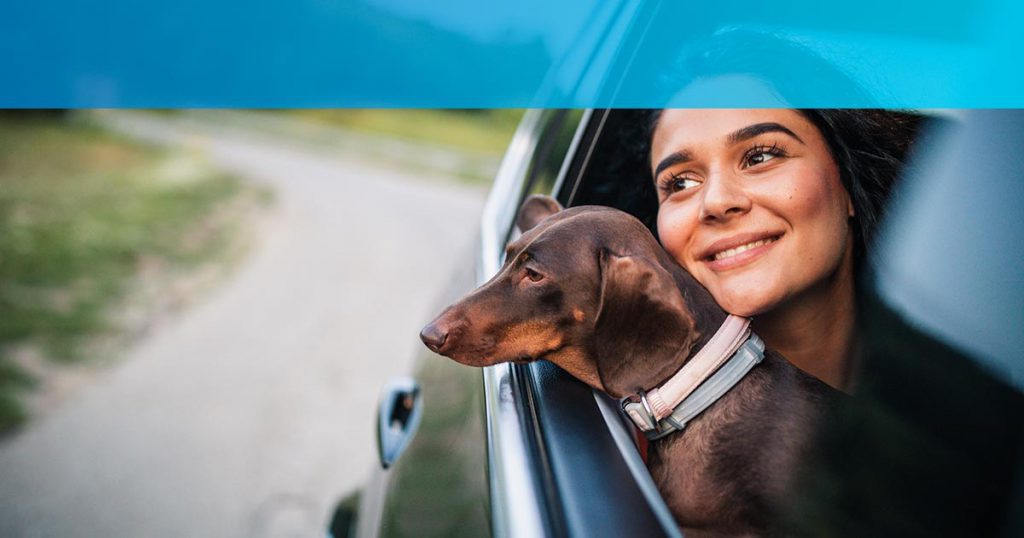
[0,112,488,537]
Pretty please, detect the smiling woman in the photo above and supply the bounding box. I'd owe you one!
[649,109,922,390]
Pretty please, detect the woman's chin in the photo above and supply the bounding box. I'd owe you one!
[721,303,763,318]
[711,287,781,318]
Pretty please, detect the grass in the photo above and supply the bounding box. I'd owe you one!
[151,109,524,185]
[281,109,524,155]
[0,111,257,434]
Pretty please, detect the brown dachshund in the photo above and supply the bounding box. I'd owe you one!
[420,195,837,537]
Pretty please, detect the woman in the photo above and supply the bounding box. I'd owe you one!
[648,109,922,390]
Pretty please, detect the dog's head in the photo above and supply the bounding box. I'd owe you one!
[420,195,722,397]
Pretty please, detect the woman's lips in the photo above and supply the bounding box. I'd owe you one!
[701,234,781,271]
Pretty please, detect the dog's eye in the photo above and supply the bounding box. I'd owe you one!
[524,267,544,283]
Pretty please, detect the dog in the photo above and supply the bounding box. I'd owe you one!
[420,195,837,537]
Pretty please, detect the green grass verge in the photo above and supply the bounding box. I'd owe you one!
[0,112,254,434]
[281,109,524,155]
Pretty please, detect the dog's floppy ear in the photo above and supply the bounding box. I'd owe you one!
[593,250,699,398]
[517,194,563,232]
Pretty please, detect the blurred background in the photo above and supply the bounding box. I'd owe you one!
[0,109,521,537]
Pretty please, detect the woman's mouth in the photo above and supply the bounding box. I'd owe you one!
[702,235,781,271]
[712,237,777,260]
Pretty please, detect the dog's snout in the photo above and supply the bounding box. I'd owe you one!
[420,321,449,353]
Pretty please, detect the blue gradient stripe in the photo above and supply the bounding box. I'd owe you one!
[1,0,1022,107]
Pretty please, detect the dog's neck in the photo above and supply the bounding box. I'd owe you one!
[622,316,763,437]
[579,243,735,399]
[609,249,764,436]
[656,252,731,382]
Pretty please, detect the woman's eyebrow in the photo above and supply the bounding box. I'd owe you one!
[728,122,804,145]
[653,149,694,179]
[653,122,804,178]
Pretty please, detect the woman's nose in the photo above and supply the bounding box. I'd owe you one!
[699,170,752,223]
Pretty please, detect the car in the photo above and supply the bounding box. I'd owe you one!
[327,106,1023,538]
[341,108,681,538]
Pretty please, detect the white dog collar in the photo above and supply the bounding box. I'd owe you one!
[622,315,765,440]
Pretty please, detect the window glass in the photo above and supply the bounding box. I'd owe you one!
[502,109,586,249]
[525,109,585,198]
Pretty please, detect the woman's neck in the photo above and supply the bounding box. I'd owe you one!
[751,248,858,391]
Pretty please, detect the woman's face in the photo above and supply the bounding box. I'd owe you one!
[652,109,854,317]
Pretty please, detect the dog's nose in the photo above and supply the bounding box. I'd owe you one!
[420,322,448,353]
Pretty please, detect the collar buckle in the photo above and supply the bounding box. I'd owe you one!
[637,390,662,434]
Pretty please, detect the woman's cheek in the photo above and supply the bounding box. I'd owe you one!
[656,210,677,259]
[656,206,694,267]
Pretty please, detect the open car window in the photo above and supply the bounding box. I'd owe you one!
[557,109,658,230]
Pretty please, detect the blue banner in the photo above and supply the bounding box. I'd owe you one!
[2,0,1022,107]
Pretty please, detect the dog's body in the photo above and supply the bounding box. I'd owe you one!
[421,197,837,537]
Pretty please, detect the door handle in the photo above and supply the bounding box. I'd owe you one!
[377,377,422,469]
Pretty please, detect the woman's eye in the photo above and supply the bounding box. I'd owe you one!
[747,151,777,166]
[663,176,700,194]
[743,144,785,167]
[524,267,544,282]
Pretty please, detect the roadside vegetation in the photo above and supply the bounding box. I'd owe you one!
[0,112,268,434]
[146,109,524,185]
[282,109,524,156]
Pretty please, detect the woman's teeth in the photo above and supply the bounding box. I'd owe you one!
[713,238,776,261]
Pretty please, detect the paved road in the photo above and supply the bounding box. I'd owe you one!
[0,113,488,537]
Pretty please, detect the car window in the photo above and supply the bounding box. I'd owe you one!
[564,109,658,231]
[526,110,585,197]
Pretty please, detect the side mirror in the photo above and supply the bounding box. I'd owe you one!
[376,377,422,469]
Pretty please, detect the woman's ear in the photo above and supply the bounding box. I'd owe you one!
[593,251,699,397]
[516,195,563,232]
